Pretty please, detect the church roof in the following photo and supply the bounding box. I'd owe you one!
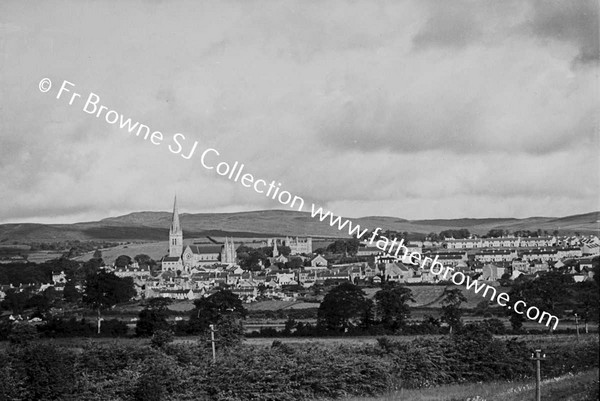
[187,245,222,254]
[162,256,181,262]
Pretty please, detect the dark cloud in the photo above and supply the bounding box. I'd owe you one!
[526,0,599,66]
[412,0,599,66]
[0,1,598,223]
[412,1,487,49]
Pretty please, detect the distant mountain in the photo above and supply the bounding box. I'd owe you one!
[0,210,598,243]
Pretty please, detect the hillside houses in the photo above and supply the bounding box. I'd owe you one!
[474,249,518,263]
[581,236,600,255]
[445,236,556,249]
[423,252,467,267]
[34,201,597,305]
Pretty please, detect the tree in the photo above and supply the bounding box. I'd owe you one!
[420,314,441,334]
[507,281,530,332]
[236,247,268,270]
[63,280,80,303]
[150,329,174,348]
[526,271,574,322]
[82,257,103,273]
[486,229,505,238]
[115,255,132,268]
[213,314,244,348]
[26,294,50,317]
[317,282,370,332]
[441,288,467,333]
[326,239,360,255]
[574,280,599,333]
[474,300,491,316]
[8,322,39,345]
[282,316,297,336]
[136,297,172,337]
[93,249,102,259]
[285,257,304,270]
[188,289,246,334]
[277,245,291,257]
[439,229,470,239]
[1,289,29,315]
[134,254,152,265]
[374,284,414,333]
[82,270,135,334]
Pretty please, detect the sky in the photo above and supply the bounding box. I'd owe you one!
[0,0,599,224]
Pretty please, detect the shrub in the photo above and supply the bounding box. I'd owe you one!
[8,322,38,345]
[8,343,77,400]
[151,330,174,348]
[98,319,129,337]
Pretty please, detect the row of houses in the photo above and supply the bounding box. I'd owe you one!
[444,235,600,252]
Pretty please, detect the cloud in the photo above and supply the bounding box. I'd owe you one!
[411,0,599,66]
[526,0,599,66]
[0,0,598,224]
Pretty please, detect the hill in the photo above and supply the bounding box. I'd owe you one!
[0,210,597,243]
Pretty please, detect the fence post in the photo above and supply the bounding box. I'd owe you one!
[531,349,546,401]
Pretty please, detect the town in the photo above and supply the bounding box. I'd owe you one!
[3,197,598,308]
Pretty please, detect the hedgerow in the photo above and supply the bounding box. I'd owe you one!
[0,331,597,400]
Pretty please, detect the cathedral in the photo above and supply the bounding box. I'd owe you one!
[161,196,237,273]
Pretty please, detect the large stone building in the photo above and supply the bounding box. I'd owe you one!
[161,197,238,273]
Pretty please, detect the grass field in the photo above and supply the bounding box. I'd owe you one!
[74,241,169,262]
[345,368,599,401]
[3,333,592,350]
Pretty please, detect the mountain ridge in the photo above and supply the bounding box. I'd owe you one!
[0,210,598,242]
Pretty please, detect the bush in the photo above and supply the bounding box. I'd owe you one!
[99,319,129,337]
[37,317,128,338]
[151,330,174,348]
[0,328,597,400]
[7,343,77,400]
[8,322,38,345]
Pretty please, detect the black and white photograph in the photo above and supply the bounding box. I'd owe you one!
[1,1,599,400]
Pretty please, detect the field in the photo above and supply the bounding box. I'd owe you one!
[345,369,599,401]
[0,332,596,400]
[73,237,335,263]
[2,332,593,350]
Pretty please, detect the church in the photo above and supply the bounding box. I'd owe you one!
[161,197,237,273]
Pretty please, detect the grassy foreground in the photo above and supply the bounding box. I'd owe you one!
[345,368,599,401]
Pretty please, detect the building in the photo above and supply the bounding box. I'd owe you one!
[423,251,467,267]
[357,246,382,256]
[519,237,556,248]
[519,248,559,262]
[481,264,507,281]
[114,264,151,279]
[581,236,600,255]
[162,196,184,272]
[309,255,328,269]
[285,237,313,255]
[162,196,238,273]
[474,249,518,263]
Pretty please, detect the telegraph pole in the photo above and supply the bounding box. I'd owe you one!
[209,324,216,363]
[531,349,546,401]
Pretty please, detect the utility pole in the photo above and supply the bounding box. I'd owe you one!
[574,313,580,341]
[531,349,546,401]
[97,308,103,335]
[209,324,216,363]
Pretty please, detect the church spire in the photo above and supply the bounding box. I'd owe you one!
[168,195,183,258]
[170,196,181,234]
